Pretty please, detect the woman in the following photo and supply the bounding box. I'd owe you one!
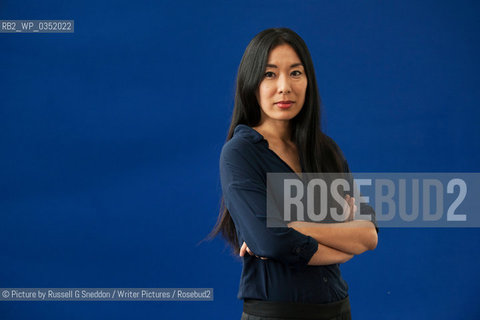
[210,28,378,320]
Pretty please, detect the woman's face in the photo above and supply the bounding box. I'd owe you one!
[256,43,308,124]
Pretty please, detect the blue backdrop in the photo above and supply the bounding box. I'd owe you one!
[1,1,479,319]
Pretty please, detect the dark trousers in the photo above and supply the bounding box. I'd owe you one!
[241,296,352,320]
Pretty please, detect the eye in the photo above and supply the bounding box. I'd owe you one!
[264,71,275,78]
[291,70,302,77]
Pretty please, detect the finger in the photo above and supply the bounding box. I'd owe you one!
[240,242,247,257]
[343,198,350,217]
[348,196,354,207]
[246,246,254,256]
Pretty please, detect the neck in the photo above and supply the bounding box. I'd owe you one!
[253,119,292,143]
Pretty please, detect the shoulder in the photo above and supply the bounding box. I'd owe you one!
[220,136,257,166]
[220,124,264,166]
[320,133,350,172]
[219,129,266,182]
[323,134,344,158]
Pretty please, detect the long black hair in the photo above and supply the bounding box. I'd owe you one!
[208,27,345,254]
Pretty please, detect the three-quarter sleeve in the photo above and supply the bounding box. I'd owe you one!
[220,142,318,266]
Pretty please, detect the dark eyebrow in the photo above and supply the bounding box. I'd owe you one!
[265,63,304,68]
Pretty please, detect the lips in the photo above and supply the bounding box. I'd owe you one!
[275,100,294,109]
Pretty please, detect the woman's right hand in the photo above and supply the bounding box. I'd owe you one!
[240,242,269,260]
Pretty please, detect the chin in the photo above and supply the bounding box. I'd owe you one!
[275,111,301,120]
[273,116,297,122]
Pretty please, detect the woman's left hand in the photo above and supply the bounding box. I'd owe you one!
[344,195,357,222]
[240,242,269,260]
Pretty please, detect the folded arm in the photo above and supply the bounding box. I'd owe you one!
[220,144,374,266]
[240,240,354,265]
[288,220,378,255]
[307,243,354,265]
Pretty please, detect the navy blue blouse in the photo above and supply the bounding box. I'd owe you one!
[219,124,356,303]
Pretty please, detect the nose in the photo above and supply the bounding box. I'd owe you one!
[277,73,291,94]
